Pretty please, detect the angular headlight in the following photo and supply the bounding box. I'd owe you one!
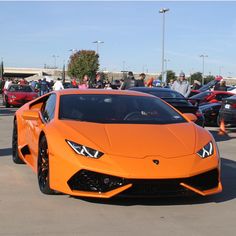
[66,140,103,159]
[197,141,214,158]
[10,95,16,99]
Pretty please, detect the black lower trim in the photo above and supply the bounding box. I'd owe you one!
[67,168,219,197]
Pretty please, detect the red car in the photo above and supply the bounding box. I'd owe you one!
[189,77,223,97]
[189,91,234,105]
[3,84,38,108]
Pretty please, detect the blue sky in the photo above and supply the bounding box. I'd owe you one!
[0,1,236,77]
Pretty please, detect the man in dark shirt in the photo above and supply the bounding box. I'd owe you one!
[136,73,145,87]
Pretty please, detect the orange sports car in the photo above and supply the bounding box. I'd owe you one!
[12,89,222,198]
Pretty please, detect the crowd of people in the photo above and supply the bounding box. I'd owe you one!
[0,71,230,98]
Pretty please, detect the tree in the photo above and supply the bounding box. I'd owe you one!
[189,72,202,85]
[159,70,176,84]
[68,50,99,82]
[166,70,176,84]
[204,75,215,84]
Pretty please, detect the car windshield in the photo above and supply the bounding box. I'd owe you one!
[59,94,186,124]
[8,85,33,92]
[190,91,211,100]
[199,80,218,92]
[144,90,184,99]
[131,89,189,105]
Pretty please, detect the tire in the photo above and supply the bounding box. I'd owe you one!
[217,115,221,127]
[5,96,10,108]
[12,120,25,164]
[38,136,55,195]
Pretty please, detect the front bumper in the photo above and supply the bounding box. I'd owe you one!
[8,98,33,107]
[67,168,221,198]
[49,146,222,198]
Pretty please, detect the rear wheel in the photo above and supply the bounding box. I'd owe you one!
[38,136,55,195]
[12,120,25,164]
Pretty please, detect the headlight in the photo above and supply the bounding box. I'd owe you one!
[66,140,103,159]
[197,141,214,158]
[10,95,16,99]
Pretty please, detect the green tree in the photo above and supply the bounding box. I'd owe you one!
[68,50,99,82]
[159,70,176,84]
[166,70,176,84]
[204,75,215,84]
[189,72,202,85]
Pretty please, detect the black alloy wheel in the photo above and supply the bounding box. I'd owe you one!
[4,96,10,108]
[38,136,55,194]
[12,120,25,164]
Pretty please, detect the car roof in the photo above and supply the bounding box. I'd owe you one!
[129,87,174,93]
[10,84,30,87]
[53,89,154,97]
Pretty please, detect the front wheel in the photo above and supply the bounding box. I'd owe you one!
[38,136,55,195]
[12,120,25,164]
[4,96,10,108]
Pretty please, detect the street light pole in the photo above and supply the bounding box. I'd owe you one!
[199,54,208,85]
[52,55,59,69]
[159,8,169,85]
[92,40,104,55]
[219,66,223,76]
[164,59,170,72]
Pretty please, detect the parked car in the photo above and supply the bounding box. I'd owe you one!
[227,86,236,94]
[199,103,222,126]
[12,89,222,197]
[63,82,73,89]
[218,95,236,126]
[3,84,38,108]
[189,91,234,105]
[189,77,223,97]
[129,87,204,127]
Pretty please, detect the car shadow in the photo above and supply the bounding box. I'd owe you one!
[0,107,16,117]
[209,130,236,142]
[0,148,12,157]
[72,158,236,206]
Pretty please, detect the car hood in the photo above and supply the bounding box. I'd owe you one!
[57,121,200,158]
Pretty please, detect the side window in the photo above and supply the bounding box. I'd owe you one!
[215,94,230,101]
[41,94,56,123]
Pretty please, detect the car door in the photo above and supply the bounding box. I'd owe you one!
[26,94,57,170]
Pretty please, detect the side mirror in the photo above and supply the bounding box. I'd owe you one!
[22,110,39,121]
[183,113,197,122]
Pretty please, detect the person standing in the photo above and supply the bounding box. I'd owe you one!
[136,73,145,87]
[53,78,64,91]
[78,75,89,89]
[94,72,104,89]
[3,78,12,91]
[71,78,77,88]
[215,80,227,91]
[171,72,191,97]
[120,71,137,90]
[192,80,201,90]
[40,78,49,95]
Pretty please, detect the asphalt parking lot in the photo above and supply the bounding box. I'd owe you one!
[0,102,236,236]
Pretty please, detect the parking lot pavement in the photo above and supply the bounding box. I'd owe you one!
[0,104,236,236]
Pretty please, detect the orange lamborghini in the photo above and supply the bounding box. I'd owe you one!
[12,89,222,198]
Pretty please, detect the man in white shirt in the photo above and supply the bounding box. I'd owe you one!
[4,78,12,90]
[53,78,64,91]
